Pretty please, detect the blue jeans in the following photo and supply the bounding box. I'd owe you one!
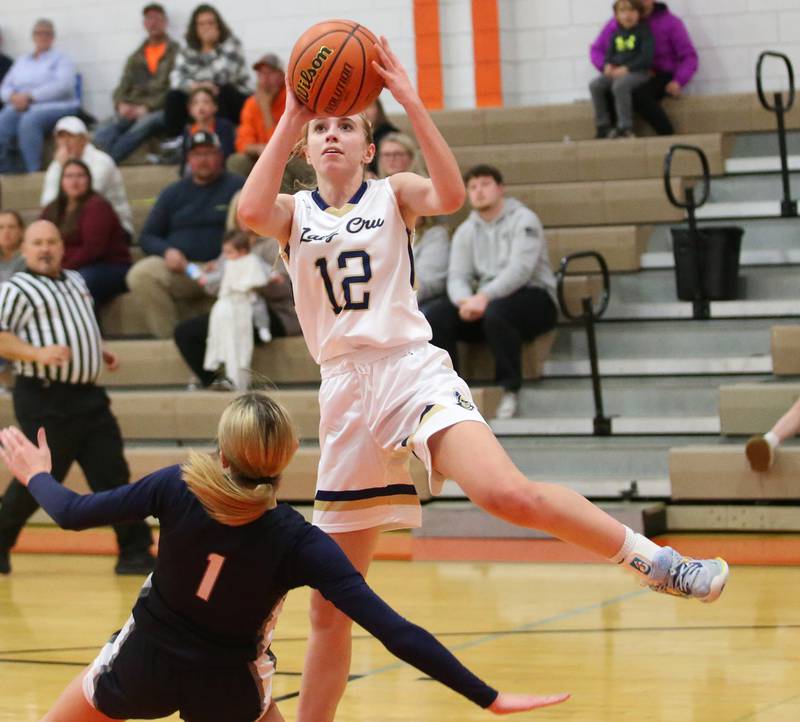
[78,263,131,306]
[94,110,165,163]
[0,100,80,172]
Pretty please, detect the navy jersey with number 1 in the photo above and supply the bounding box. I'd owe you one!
[26,465,498,708]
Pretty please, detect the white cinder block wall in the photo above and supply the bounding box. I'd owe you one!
[0,0,797,119]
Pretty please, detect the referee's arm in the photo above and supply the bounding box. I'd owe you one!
[0,332,70,366]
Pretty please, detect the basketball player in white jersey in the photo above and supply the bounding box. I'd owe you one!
[238,36,729,722]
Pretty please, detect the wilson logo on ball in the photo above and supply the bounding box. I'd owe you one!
[295,45,334,103]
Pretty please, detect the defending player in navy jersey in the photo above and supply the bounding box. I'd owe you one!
[238,36,728,722]
[0,393,568,721]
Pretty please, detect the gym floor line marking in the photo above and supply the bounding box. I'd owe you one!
[344,588,649,687]
[0,658,303,677]
[5,621,792,658]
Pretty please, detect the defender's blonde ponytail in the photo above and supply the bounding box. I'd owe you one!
[182,393,298,526]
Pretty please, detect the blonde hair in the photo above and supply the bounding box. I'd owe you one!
[377,132,427,178]
[182,393,297,526]
[292,113,374,167]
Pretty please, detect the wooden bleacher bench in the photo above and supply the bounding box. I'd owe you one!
[0,386,500,442]
[670,445,800,500]
[548,225,649,272]
[0,446,432,504]
[451,133,730,185]
[719,382,800,435]
[393,93,800,147]
[771,326,800,376]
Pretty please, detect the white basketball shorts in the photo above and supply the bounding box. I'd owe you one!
[314,342,488,533]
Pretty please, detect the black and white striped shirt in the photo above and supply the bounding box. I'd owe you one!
[0,270,102,384]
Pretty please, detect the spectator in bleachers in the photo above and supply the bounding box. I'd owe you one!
[377,131,427,178]
[93,3,179,164]
[175,87,235,174]
[162,4,250,141]
[425,164,557,420]
[365,97,398,176]
[202,231,270,390]
[0,19,79,173]
[40,160,132,306]
[0,29,13,110]
[173,190,300,388]
[377,132,450,317]
[40,116,134,238]
[0,210,25,284]
[227,53,284,178]
[590,0,698,136]
[745,398,800,473]
[589,0,653,139]
[126,130,244,338]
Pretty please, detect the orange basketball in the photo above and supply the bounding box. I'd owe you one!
[288,19,385,117]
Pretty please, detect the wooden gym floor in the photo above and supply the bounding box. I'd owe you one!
[1,535,799,722]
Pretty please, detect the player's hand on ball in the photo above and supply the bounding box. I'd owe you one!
[0,426,53,485]
[488,691,570,715]
[284,73,315,124]
[372,36,416,107]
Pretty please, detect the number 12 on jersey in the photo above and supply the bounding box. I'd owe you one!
[315,250,372,314]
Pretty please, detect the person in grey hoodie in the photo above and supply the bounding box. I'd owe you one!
[425,164,558,420]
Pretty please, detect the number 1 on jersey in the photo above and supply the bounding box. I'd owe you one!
[196,553,226,602]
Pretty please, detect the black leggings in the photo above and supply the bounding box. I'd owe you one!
[425,286,558,391]
[163,84,249,136]
[174,311,287,387]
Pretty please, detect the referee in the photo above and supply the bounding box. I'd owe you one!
[0,220,154,575]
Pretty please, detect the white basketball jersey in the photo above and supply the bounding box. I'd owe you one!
[285,178,432,364]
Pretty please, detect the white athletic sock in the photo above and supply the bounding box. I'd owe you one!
[764,431,779,450]
[610,525,662,579]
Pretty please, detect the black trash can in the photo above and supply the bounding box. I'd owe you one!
[671,226,744,301]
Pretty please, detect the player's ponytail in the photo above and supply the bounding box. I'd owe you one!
[182,393,298,526]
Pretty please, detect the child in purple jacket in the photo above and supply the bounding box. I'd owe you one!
[589,0,654,138]
[590,0,698,135]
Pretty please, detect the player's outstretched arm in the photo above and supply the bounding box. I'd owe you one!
[372,36,465,218]
[489,692,571,715]
[293,527,571,712]
[237,77,315,242]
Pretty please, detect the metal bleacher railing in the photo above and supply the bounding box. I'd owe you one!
[756,50,797,218]
[556,251,611,436]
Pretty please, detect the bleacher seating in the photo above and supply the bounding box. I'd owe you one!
[4,90,798,534]
[771,325,800,376]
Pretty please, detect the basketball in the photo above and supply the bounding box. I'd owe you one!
[288,19,385,116]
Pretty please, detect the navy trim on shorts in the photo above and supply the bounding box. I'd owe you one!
[314,483,418,502]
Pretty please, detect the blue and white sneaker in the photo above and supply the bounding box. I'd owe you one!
[646,547,729,603]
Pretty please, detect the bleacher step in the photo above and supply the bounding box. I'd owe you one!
[415,500,666,538]
[771,325,800,376]
[0,386,498,441]
[492,416,720,436]
[718,382,800,435]
[666,504,800,532]
[670,445,800,500]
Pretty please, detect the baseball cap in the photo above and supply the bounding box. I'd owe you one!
[252,53,283,72]
[54,116,89,136]
[188,130,221,151]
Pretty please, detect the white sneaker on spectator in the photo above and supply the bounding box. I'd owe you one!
[160,135,183,151]
[495,391,518,420]
[258,327,273,343]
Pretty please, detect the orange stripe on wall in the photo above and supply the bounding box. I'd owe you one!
[413,0,444,109]
[471,0,503,107]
